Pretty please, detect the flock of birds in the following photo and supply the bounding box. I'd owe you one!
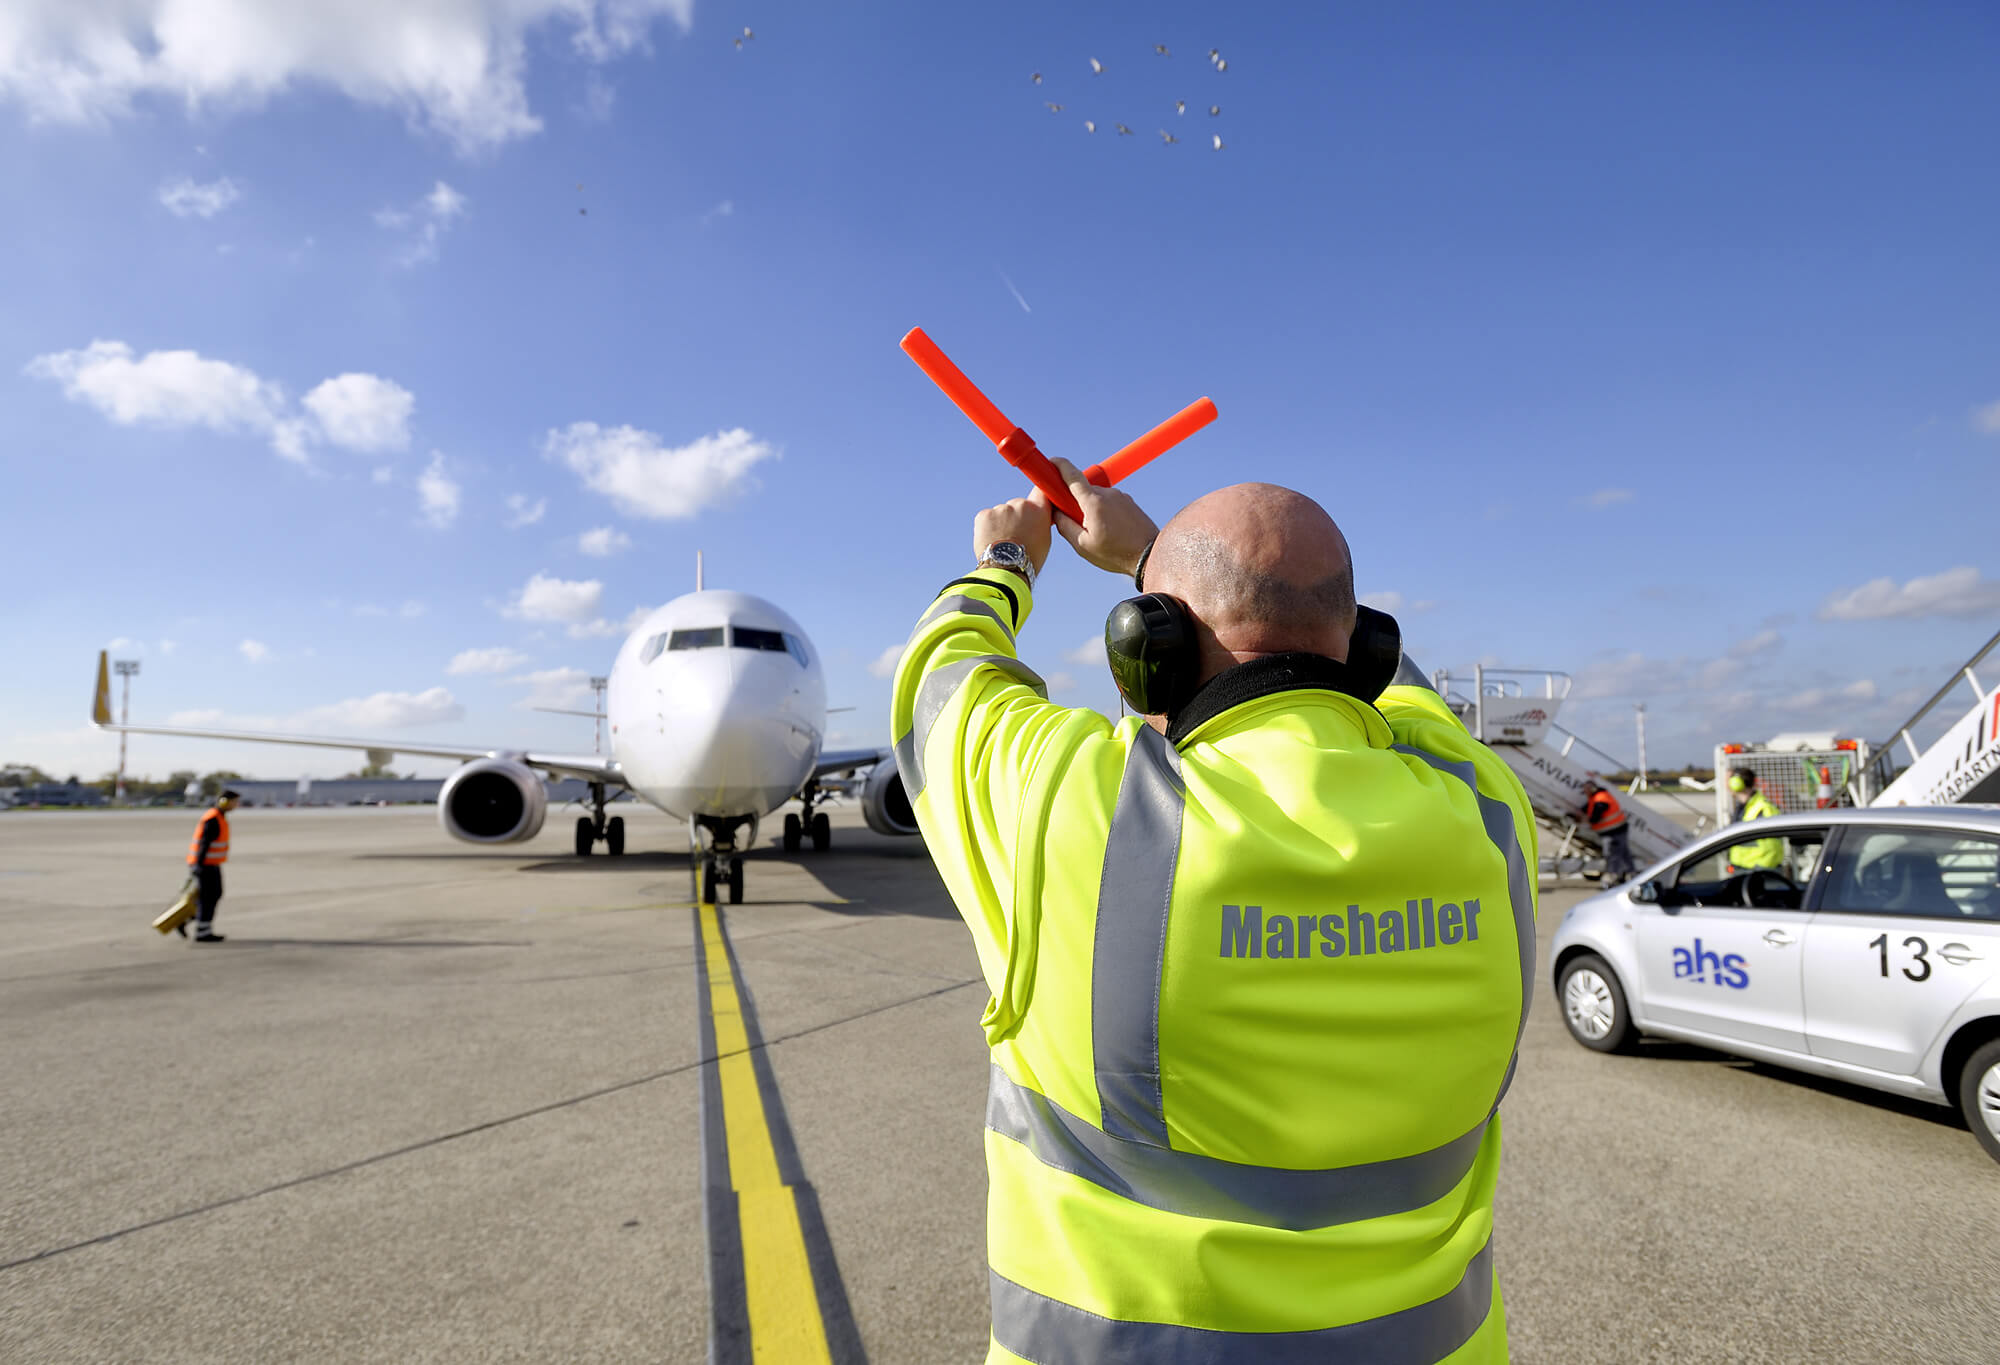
[1034,44,1230,150]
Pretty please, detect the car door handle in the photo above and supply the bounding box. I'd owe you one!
[1762,930,1795,947]
[1938,944,1983,966]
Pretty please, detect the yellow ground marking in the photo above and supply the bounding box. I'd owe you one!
[699,900,834,1364]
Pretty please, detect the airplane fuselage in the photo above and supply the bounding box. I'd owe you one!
[605,590,827,824]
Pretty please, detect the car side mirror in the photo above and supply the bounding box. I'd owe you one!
[1630,879,1660,904]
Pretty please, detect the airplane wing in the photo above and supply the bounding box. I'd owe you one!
[90,652,625,786]
[812,746,889,781]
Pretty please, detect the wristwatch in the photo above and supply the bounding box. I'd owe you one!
[978,541,1036,587]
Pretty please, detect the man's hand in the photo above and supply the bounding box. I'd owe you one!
[973,488,1054,574]
[1048,458,1159,578]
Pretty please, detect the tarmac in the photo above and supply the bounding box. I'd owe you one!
[2,804,1996,1363]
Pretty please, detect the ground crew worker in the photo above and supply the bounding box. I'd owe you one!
[892,461,1535,1364]
[184,789,239,943]
[1726,768,1783,873]
[1579,778,1636,883]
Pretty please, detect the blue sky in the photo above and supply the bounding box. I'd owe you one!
[4,0,1998,780]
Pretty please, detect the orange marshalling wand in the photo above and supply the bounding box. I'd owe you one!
[900,327,1216,525]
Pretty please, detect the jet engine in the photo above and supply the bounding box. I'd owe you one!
[439,756,548,844]
[861,755,918,836]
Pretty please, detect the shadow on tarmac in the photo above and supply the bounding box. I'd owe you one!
[1629,1037,1969,1131]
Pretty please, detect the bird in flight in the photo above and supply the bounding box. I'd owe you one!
[1212,135,1224,151]
[1090,57,1105,74]
[1155,44,1171,56]
[1175,100,1186,115]
[1209,105,1221,116]
[1032,72,1042,84]
[1208,49,1220,62]
[1160,129,1179,145]
[1115,123,1134,136]
[1216,58,1228,72]
[1084,120,1097,133]
[1045,102,1064,113]
[733,26,753,48]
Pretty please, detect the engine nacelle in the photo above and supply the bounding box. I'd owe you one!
[862,755,918,837]
[438,756,548,845]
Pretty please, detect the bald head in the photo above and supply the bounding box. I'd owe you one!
[1143,483,1357,688]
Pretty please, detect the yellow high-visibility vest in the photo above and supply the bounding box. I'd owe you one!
[892,569,1535,1364]
[1728,792,1784,869]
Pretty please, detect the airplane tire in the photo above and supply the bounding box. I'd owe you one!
[575,817,594,857]
[728,863,744,904]
[783,813,802,853]
[606,816,625,856]
[701,863,719,904]
[810,812,831,852]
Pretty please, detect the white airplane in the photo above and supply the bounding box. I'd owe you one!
[90,585,916,903]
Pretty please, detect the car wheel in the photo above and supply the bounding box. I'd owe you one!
[1558,953,1637,1054]
[1956,1038,2000,1166]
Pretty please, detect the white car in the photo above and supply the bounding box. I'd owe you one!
[1550,806,2000,1165]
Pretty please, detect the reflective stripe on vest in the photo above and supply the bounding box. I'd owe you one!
[893,655,1046,802]
[991,1237,1496,1365]
[187,809,230,866]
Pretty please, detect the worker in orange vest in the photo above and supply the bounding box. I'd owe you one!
[183,789,240,943]
[1579,777,1637,883]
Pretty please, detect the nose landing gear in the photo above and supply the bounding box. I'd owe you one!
[573,782,627,857]
[694,814,749,904]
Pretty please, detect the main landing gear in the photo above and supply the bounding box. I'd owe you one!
[695,814,749,905]
[782,781,833,855]
[573,782,626,857]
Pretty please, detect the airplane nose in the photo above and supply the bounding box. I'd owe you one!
[657,651,814,815]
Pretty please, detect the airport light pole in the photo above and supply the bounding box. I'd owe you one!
[1634,703,1648,792]
[590,676,609,754]
[113,660,140,802]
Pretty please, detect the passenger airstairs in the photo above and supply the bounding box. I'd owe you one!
[1431,668,1704,875]
[1866,625,2000,807]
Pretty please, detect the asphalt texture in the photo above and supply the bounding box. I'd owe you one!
[2,805,1995,1363]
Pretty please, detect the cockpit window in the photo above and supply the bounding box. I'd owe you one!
[668,627,726,651]
[732,627,788,652]
[639,632,669,664]
[785,634,810,668]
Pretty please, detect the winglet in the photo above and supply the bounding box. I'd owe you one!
[92,651,113,726]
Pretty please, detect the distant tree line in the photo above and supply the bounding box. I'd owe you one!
[2,763,246,801]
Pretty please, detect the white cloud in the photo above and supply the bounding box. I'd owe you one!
[503,493,547,528]
[417,452,460,528]
[26,340,417,464]
[566,604,652,639]
[1778,679,1878,711]
[1575,488,1635,509]
[1727,629,1783,660]
[1819,566,2000,621]
[379,180,467,265]
[1973,400,2000,434]
[1064,635,1102,668]
[578,525,630,557]
[26,339,298,458]
[106,636,135,652]
[354,600,426,619]
[867,645,904,678]
[0,1,694,156]
[505,572,603,624]
[301,373,413,453]
[158,175,239,218]
[159,639,177,654]
[1359,590,1435,614]
[169,687,464,731]
[448,646,530,675]
[701,199,734,223]
[371,465,394,484]
[1046,670,1078,695]
[239,639,269,663]
[507,667,594,709]
[546,422,778,520]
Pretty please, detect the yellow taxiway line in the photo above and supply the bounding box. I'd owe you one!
[694,900,862,1363]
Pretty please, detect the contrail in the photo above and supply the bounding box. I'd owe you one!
[998,269,1032,314]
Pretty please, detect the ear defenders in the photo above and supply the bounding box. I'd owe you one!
[1728,773,1748,793]
[1105,597,1404,717]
